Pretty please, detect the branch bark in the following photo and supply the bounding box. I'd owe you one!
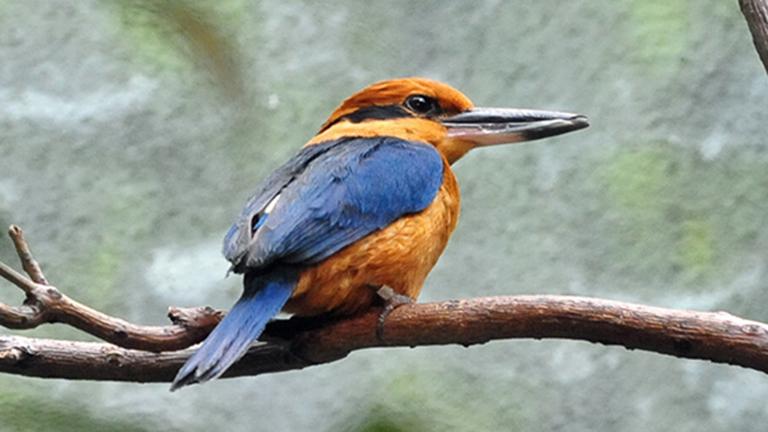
[2,0,767,388]
[0,226,223,352]
[1,226,768,384]
[1,296,768,382]
[741,0,768,73]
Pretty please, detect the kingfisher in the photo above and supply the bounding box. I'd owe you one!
[171,78,588,389]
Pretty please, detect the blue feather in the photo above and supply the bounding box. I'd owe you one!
[232,137,445,270]
[176,137,444,388]
[170,267,298,390]
[222,140,344,264]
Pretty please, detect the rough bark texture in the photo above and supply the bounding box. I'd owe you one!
[741,0,768,73]
[2,172,768,386]
[2,295,768,383]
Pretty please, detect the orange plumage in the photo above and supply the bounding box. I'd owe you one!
[286,157,460,316]
[290,78,471,315]
[172,77,588,389]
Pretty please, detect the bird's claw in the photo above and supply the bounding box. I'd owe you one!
[376,286,413,341]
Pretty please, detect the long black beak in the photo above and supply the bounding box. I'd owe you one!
[442,108,589,146]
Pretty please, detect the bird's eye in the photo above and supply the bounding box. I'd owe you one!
[405,94,437,115]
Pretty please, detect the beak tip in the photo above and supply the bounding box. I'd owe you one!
[569,114,590,130]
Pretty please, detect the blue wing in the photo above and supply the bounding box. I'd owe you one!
[222,140,336,263]
[223,136,445,272]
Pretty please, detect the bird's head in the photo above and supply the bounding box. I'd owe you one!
[309,77,589,164]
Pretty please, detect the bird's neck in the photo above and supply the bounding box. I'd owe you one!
[306,118,474,165]
[306,118,445,147]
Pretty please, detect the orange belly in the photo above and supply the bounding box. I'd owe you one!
[284,162,460,316]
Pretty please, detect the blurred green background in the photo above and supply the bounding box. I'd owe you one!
[1,0,767,431]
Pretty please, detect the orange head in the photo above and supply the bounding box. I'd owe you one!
[309,77,588,164]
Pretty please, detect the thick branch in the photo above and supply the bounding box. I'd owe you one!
[741,0,768,73]
[1,296,767,383]
[2,226,767,384]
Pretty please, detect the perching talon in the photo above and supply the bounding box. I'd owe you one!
[376,286,414,341]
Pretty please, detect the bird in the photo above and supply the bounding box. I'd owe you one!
[170,77,588,390]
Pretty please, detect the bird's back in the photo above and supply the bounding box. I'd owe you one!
[286,158,460,316]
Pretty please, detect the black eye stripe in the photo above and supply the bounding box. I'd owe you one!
[342,105,412,123]
[318,98,445,133]
[319,105,412,132]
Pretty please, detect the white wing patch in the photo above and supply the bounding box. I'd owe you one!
[265,193,281,214]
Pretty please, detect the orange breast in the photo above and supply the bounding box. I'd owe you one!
[284,160,460,316]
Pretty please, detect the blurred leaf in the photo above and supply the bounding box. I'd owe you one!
[626,0,689,74]
[335,368,527,432]
[344,407,425,432]
[675,219,715,280]
[595,143,768,287]
[602,146,672,215]
[0,389,151,432]
[63,186,156,308]
[108,0,246,98]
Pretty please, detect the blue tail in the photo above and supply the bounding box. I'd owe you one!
[170,267,298,390]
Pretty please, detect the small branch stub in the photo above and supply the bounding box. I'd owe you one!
[8,225,48,285]
[0,226,221,351]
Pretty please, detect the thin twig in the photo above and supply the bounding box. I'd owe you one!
[0,260,39,296]
[8,225,48,285]
[0,226,222,351]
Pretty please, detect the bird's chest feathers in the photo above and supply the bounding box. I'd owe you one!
[286,164,460,316]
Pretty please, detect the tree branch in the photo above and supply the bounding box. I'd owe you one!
[2,1,767,386]
[741,0,768,73]
[0,226,223,352]
[1,226,767,384]
[1,296,767,382]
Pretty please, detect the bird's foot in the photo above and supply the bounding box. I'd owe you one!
[376,286,413,341]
